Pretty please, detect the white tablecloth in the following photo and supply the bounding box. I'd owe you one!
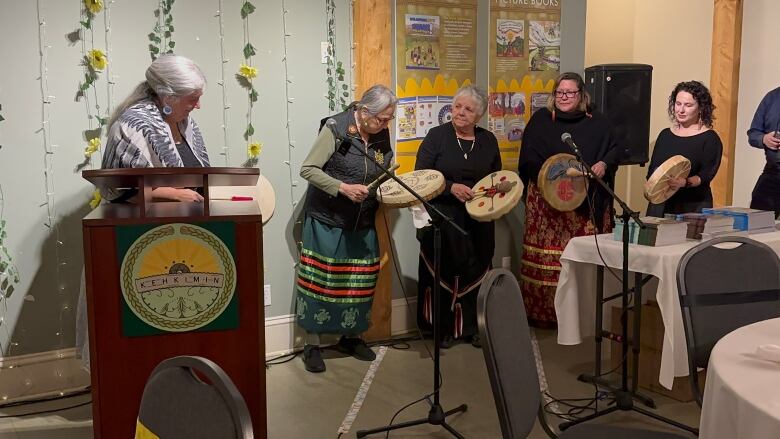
[554,231,780,389]
[699,318,780,439]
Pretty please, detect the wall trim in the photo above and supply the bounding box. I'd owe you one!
[0,298,420,399]
[0,348,90,405]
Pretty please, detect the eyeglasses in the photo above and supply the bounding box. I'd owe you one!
[373,114,395,124]
[555,90,580,99]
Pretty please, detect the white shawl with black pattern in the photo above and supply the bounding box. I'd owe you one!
[102,99,209,169]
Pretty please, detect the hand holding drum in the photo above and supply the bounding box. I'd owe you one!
[465,170,523,222]
[643,155,691,204]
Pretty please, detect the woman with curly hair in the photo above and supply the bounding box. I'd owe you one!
[646,81,722,216]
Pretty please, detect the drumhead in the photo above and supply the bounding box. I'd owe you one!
[466,170,523,222]
[376,170,445,208]
[644,155,691,204]
[537,153,588,212]
[209,173,276,224]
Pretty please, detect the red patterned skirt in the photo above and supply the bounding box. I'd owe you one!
[520,183,612,326]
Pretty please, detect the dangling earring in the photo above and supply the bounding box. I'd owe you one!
[162,105,173,115]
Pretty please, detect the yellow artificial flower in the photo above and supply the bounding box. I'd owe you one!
[87,49,108,71]
[84,0,103,15]
[238,64,258,80]
[247,142,263,158]
[89,190,102,209]
[84,138,100,157]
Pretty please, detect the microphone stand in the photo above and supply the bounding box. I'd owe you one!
[558,143,697,435]
[330,132,469,438]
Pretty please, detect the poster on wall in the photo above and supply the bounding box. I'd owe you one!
[395,0,478,173]
[490,0,561,171]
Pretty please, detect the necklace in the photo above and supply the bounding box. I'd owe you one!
[456,135,475,159]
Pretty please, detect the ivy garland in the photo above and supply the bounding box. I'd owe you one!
[326,0,349,112]
[0,106,18,300]
[237,1,262,166]
[77,0,109,168]
[149,0,176,60]
[0,218,19,301]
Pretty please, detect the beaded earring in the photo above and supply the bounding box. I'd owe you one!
[162,105,173,115]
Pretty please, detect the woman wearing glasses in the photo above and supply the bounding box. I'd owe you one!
[518,72,622,327]
[645,81,722,217]
[415,85,501,348]
[296,85,397,373]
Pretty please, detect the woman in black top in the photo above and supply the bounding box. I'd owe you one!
[415,84,501,348]
[646,81,722,216]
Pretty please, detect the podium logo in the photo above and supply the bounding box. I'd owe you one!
[120,223,236,333]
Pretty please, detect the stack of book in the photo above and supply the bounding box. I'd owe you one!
[701,207,776,234]
[673,213,735,240]
[636,217,688,246]
[613,218,640,243]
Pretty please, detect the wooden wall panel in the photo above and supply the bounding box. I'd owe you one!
[354,0,394,341]
[710,0,743,206]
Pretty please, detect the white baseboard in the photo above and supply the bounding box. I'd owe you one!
[0,348,91,405]
[390,296,417,336]
[0,299,420,396]
[264,297,418,359]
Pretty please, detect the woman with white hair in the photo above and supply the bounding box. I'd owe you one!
[102,54,209,202]
[296,85,397,373]
[415,84,501,348]
[76,55,209,370]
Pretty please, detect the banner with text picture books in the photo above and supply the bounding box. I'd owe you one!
[490,0,560,171]
[395,0,478,173]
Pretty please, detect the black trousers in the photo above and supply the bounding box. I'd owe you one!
[751,172,780,218]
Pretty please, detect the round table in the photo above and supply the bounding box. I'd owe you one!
[699,317,780,439]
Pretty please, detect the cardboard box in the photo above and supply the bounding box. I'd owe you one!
[609,301,705,402]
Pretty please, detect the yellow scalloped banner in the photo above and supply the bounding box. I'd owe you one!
[395,74,554,173]
[396,75,472,99]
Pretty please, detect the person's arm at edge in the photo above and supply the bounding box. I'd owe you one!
[300,128,341,197]
[748,92,771,149]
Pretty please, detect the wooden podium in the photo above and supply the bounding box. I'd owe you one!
[82,168,266,438]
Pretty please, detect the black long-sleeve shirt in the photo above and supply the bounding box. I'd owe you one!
[646,128,722,215]
[518,107,622,221]
[518,108,622,187]
[415,122,502,205]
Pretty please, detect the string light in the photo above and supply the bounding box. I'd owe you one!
[216,1,231,165]
[281,1,296,206]
[349,0,356,93]
[36,0,67,362]
[104,1,116,114]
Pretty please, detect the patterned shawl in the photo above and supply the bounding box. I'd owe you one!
[101,99,209,169]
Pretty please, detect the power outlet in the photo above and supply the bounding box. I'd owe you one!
[264,284,271,307]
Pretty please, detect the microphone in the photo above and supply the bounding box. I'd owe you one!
[561,132,580,155]
[325,118,342,140]
[325,118,351,155]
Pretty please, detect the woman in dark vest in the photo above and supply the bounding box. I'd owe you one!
[296,85,397,373]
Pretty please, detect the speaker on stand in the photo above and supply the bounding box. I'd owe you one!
[585,64,653,166]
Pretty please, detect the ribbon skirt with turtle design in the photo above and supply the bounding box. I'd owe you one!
[296,216,379,334]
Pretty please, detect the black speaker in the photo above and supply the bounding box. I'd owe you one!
[585,64,653,166]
